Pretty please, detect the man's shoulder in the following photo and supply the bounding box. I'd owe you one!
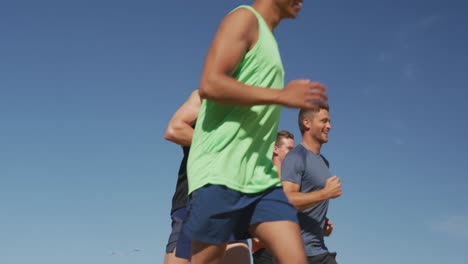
[291,144,308,155]
[223,6,257,26]
[216,6,258,44]
[285,144,308,161]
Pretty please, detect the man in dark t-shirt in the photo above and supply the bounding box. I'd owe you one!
[163,90,250,264]
[164,90,200,264]
[170,146,190,217]
[281,106,342,264]
[164,146,191,263]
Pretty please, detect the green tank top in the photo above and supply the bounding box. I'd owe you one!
[187,5,285,194]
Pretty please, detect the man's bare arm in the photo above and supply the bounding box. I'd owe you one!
[282,176,342,212]
[164,90,201,146]
[282,181,328,212]
[199,8,327,108]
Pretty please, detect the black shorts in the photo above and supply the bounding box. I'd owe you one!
[253,248,274,264]
[307,252,338,264]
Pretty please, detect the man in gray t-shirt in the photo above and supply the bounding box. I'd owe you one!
[281,106,342,264]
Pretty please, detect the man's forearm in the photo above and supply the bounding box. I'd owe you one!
[286,189,329,212]
[164,122,194,147]
[200,74,283,106]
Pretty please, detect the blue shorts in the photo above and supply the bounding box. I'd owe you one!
[183,185,298,244]
[166,206,248,260]
[166,207,191,259]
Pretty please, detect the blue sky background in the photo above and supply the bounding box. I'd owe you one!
[1,0,467,263]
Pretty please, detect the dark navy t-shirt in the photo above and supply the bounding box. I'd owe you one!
[171,146,190,213]
[281,144,331,256]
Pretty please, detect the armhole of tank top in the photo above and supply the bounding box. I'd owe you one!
[231,5,263,58]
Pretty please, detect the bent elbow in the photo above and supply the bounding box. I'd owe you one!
[291,202,304,212]
[198,86,209,99]
[164,127,176,142]
[198,84,211,100]
[296,206,306,212]
[199,77,218,100]
[288,198,305,212]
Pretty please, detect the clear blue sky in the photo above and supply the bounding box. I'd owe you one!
[1,1,467,263]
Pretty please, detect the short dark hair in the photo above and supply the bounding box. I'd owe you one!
[276,130,294,146]
[298,105,330,135]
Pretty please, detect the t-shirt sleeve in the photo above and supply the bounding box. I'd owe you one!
[281,151,304,185]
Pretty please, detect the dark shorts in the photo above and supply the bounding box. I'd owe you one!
[165,207,191,259]
[307,252,338,264]
[183,185,298,244]
[253,248,275,264]
[166,206,248,260]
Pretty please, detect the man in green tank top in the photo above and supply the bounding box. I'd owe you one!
[183,1,328,263]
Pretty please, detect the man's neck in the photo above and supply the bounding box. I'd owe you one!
[301,136,322,155]
[252,1,282,31]
[272,156,281,170]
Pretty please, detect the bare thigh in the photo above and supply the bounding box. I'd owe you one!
[191,240,227,264]
[223,242,251,264]
[250,221,306,264]
[164,248,190,264]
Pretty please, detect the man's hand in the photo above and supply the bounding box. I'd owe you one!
[279,80,328,109]
[324,176,342,199]
[323,218,334,237]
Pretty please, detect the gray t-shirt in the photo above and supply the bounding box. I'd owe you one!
[281,144,331,256]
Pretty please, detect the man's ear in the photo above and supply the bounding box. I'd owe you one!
[303,118,311,132]
[273,145,279,156]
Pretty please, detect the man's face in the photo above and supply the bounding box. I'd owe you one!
[275,137,295,163]
[306,109,332,144]
[276,0,303,19]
